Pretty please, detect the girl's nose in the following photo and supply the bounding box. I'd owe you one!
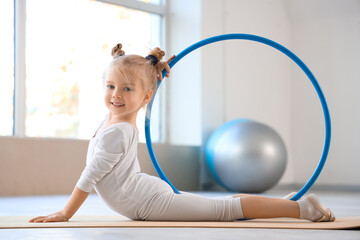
[112,89,122,99]
[112,94,122,99]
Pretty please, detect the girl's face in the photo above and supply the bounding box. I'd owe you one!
[104,66,153,125]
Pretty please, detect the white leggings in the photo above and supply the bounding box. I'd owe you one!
[137,192,244,221]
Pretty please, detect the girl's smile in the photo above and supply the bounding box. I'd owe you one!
[111,102,125,107]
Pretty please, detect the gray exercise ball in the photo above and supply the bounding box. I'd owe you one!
[205,119,287,193]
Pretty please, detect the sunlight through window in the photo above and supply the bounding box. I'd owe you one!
[0,0,14,136]
[25,0,162,140]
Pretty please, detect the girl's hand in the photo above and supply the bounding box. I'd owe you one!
[29,187,88,223]
[29,211,69,223]
[157,55,176,80]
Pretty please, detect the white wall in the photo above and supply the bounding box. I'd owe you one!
[169,0,360,190]
[286,0,360,187]
[200,0,294,189]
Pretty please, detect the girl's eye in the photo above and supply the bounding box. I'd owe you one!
[123,87,131,91]
[106,85,115,89]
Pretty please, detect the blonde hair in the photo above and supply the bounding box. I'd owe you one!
[107,43,165,93]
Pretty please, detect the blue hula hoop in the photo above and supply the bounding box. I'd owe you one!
[145,33,331,201]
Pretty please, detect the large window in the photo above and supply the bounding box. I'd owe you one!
[3,0,165,141]
[0,1,14,136]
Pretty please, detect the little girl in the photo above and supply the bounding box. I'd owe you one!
[30,44,335,223]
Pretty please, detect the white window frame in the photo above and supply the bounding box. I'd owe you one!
[14,0,26,137]
[13,0,167,140]
[100,0,166,15]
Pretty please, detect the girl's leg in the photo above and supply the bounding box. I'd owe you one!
[232,192,298,199]
[144,192,244,221]
[240,196,299,219]
[143,192,334,222]
[239,194,335,222]
[232,193,253,198]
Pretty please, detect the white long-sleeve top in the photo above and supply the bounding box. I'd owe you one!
[76,122,173,219]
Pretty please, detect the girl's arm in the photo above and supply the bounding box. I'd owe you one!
[29,187,89,223]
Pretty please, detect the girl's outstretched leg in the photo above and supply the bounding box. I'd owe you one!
[239,194,335,222]
[143,192,244,221]
[232,192,298,200]
[240,196,300,219]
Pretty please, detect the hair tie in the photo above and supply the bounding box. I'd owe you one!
[145,55,159,66]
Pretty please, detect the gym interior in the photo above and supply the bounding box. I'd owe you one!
[1,0,359,239]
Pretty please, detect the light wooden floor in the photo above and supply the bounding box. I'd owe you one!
[0,190,359,240]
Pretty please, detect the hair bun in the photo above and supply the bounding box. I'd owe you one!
[111,43,125,58]
[148,47,165,62]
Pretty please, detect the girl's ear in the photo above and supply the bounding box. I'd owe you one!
[142,90,154,105]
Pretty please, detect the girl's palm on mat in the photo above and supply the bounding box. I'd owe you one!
[29,211,68,223]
